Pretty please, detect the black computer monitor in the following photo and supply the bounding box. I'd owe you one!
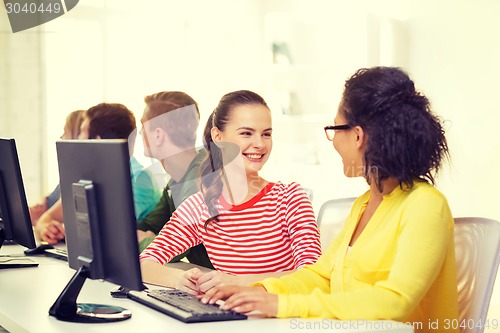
[0,138,37,253]
[51,139,144,323]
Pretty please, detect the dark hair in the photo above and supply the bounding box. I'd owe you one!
[341,66,449,190]
[86,103,136,139]
[144,91,200,148]
[200,90,269,228]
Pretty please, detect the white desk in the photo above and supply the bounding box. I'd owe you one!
[0,244,414,333]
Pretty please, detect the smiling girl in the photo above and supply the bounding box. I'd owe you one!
[140,90,322,294]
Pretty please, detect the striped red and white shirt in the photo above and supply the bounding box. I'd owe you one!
[140,182,322,275]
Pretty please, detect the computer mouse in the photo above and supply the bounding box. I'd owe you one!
[23,242,54,255]
[110,286,130,298]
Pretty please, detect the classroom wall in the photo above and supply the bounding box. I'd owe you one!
[0,17,46,200]
[408,0,500,221]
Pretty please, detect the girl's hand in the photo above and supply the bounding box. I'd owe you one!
[177,268,205,295]
[200,285,278,317]
[195,270,239,293]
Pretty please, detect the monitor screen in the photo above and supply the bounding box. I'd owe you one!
[0,138,36,251]
[51,139,144,323]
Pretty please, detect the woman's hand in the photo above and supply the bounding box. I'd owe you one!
[200,285,278,317]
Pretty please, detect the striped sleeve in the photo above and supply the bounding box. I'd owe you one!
[284,183,322,268]
[139,193,204,265]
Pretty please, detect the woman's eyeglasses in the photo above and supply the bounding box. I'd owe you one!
[324,125,351,141]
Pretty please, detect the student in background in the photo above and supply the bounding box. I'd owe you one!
[137,91,213,269]
[29,110,85,225]
[34,103,161,244]
[201,67,459,332]
[140,90,322,294]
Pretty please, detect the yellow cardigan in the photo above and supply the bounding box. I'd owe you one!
[258,181,459,333]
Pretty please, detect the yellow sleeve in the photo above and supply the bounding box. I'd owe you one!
[272,187,455,320]
[255,205,354,294]
[257,256,331,295]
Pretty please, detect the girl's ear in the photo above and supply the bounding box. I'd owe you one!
[211,126,222,143]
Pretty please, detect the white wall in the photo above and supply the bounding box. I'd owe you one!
[408,0,500,221]
[0,17,46,202]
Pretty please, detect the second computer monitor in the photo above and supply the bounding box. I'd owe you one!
[56,139,143,290]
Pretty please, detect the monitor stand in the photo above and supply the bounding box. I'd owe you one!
[49,266,132,322]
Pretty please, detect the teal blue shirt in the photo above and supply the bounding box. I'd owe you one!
[130,156,161,221]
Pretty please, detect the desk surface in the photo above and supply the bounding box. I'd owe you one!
[0,244,414,333]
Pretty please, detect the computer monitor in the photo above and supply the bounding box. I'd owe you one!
[51,139,144,323]
[0,138,37,253]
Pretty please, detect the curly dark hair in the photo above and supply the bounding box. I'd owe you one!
[341,66,449,190]
[199,90,269,228]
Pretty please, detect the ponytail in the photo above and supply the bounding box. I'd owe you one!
[199,112,223,228]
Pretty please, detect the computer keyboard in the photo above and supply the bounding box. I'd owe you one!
[0,256,39,269]
[127,288,247,323]
[43,247,68,261]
